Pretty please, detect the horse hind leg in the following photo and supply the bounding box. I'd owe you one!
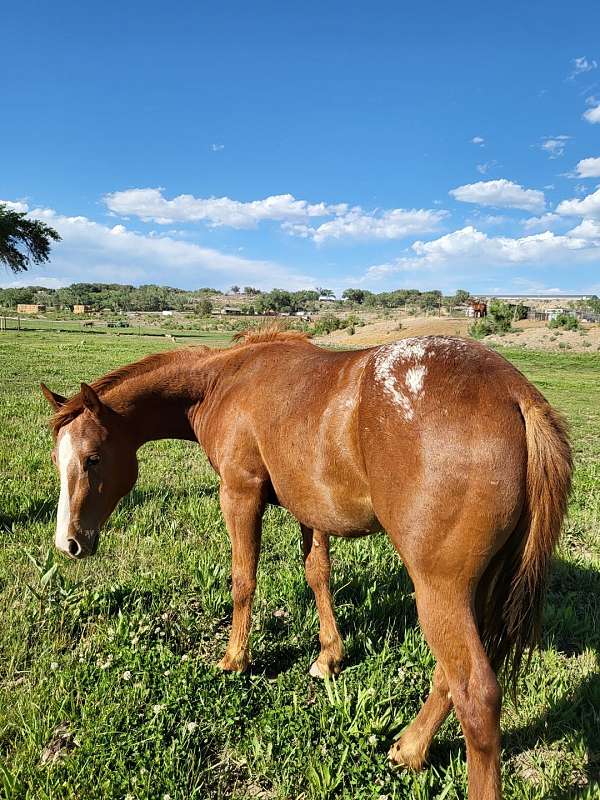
[388,663,452,770]
[301,526,344,677]
[395,577,502,800]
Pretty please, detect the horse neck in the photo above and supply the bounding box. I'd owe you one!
[103,360,213,447]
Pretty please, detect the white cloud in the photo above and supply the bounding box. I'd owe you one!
[1,199,29,213]
[556,187,600,219]
[284,207,449,243]
[471,136,485,145]
[105,187,447,243]
[575,157,600,178]
[567,219,600,239]
[583,103,600,124]
[449,179,546,212]
[476,160,499,175]
[522,213,563,231]
[569,56,598,79]
[104,188,345,228]
[360,224,600,281]
[0,205,316,290]
[211,144,225,152]
[540,135,570,159]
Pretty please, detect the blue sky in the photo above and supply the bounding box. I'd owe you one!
[2,0,600,295]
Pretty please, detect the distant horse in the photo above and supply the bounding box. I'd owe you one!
[41,328,571,800]
[470,300,488,318]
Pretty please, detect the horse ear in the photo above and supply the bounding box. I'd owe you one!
[80,383,104,417]
[40,383,66,410]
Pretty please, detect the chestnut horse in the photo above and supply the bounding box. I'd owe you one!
[41,329,572,800]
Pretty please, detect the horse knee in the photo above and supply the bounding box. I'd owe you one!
[232,574,256,605]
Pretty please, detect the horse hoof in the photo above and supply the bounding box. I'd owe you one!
[309,659,341,679]
[387,736,427,771]
[216,654,249,673]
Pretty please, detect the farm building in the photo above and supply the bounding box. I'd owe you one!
[16,304,45,314]
[220,306,243,315]
[318,295,337,303]
[73,304,92,314]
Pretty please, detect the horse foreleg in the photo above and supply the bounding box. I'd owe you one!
[217,483,263,673]
[301,526,344,678]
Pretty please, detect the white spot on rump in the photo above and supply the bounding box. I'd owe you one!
[56,431,74,550]
[373,338,429,420]
[405,365,427,396]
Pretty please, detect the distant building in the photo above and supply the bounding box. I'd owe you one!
[17,304,45,314]
[161,310,174,316]
[73,304,91,314]
[220,306,243,315]
[318,295,336,303]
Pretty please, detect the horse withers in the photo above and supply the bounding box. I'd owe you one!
[41,329,572,800]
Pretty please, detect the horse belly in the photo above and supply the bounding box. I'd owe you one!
[274,472,380,536]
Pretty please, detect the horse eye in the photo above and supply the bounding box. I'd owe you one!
[85,454,101,469]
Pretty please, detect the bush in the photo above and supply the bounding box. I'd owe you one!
[548,313,580,331]
[469,319,496,339]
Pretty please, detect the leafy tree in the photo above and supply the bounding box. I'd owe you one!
[342,288,368,304]
[196,298,213,317]
[0,203,61,273]
[243,286,262,296]
[230,285,240,294]
[454,289,471,305]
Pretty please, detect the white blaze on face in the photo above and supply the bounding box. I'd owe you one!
[56,430,75,551]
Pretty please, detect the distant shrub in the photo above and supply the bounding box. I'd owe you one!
[548,313,579,331]
[469,319,496,339]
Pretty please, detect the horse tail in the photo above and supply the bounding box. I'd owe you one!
[478,394,572,694]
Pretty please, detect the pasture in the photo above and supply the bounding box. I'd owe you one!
[0,332,598,799]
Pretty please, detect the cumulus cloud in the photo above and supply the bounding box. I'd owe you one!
[575,157,600,178]
[583,103,600,124]
[0,205,316,290]
[104,188,344,228]
[471,136,485,145]
[360,223,600,281]
[283,207,448,243]
[556,186,600,219]
[449,179,546,212]
[522,213,564,231]
[540,135,570,159]
[105,187,447,243]
[211,144,225,152]
[1,199,29,213]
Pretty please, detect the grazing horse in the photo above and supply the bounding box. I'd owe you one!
[41,328,572,800]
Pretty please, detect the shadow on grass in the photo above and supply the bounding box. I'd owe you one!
[502,559,600,795]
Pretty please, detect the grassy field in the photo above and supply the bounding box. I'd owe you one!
[0,317,234,347]
[0,332,598,800]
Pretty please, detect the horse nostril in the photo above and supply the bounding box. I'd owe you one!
[67,539,81,557]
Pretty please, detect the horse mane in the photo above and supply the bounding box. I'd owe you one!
[232,324,312,346]
[49,347,210,436]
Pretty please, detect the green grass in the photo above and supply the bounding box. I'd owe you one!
[0,316,233,346]
[0,334,598,800]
